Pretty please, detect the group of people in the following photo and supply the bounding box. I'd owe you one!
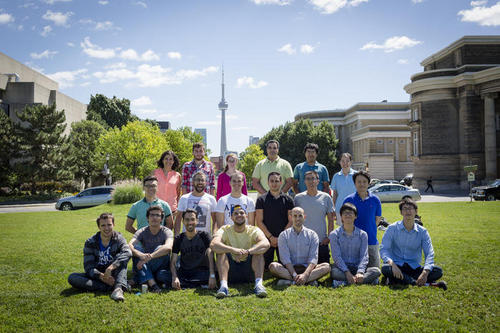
[68,141,447,301]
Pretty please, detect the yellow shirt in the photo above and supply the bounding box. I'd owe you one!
[216,224,265,260]
[252,156,293,191]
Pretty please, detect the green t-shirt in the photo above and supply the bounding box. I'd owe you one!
[252,157,293,191]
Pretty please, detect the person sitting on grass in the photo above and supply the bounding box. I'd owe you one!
[68,213,131,302]
[379,198,447,290]
[171,209,217,290]
[128,205,173,293]
[269,207,330,287]
[329,203,381,288]
[210,205,270,298]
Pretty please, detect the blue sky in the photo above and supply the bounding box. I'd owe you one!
[1,0,499,155]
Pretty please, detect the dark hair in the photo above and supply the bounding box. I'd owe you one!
[96,212,114,227]
[399,197,418,211]
[304,170,319,178]
[182,208,198,219]
[268,171,282,181]
[341,152,352,161]
[353,170,370,183]
[265,139,280,149]
[231,204,246,216]
[146,205,164,218]
[339,203,357,217]
[157,150,180,170]
[192,171,206,181]
[304,143,319,154]
[230,172,243,181]
[192,142,205,151]
[223,153,239,173]
[143,175,158,186]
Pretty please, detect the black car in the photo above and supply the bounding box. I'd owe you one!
[471,179,500,201]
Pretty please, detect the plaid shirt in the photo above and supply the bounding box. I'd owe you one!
[181,159,215,193]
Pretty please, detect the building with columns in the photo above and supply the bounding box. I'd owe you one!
[295,102,413,180]
[404,36,500,190]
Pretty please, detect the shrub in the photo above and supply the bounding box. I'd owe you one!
[112,182,143,204]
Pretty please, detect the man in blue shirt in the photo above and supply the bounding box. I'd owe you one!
[293,143,330,194]
[380,198,447,290]
[343,170,381,268]
[331,152,356,226]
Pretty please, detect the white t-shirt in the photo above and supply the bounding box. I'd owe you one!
[177,192,217,233]
[215,193,256,226]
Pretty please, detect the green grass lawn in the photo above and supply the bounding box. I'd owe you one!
[0,202,499,332]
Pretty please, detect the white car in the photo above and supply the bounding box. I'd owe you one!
[55,186,114,211]
[369,184,421,202]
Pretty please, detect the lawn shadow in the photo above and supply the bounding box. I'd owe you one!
[60,287,109,298]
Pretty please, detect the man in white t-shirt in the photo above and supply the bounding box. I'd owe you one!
[215,173,255,231]
[175,171,217,236]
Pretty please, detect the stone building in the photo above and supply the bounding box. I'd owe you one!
[0,51,86,134]
[295,102,413,180]
[404,36,500,190]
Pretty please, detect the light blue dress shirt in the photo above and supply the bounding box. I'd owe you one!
[329,226,369,274]
[278,226,319,267]
[330,168,356,213]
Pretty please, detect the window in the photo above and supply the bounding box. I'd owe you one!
[388,139,393,145]
[399,139,405,144]
[377,139,383,145]
[412,107,419,121]
[413,132,419,156]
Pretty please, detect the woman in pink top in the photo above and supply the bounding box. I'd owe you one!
[153,150,181,213]
[216,153,248,200]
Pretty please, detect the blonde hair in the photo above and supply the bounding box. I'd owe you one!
[223,153,239,173]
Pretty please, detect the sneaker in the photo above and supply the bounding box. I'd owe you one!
[150,284,162,294]
[216,286,229,299]
[110,288,124,302]
[254,284,267,298]
[276,279,292,287]
[332,280,347,288]
[430,281,448,291]
[307,280,319,287]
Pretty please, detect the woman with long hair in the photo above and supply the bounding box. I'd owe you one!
[216,153,248,200]
[153,150,182,214]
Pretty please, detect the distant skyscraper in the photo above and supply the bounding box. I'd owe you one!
[194,128,207,146]
[218,67,228,156]
[249,136,260,146]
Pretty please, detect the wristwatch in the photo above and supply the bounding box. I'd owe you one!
[209,274,215,279]
[292,272,297,278]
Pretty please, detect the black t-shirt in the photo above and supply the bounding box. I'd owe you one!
[172,231,211,271]
[255,192,294,236]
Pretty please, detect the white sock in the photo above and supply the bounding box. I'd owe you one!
[220,280,228,289]
[255,278,263,286]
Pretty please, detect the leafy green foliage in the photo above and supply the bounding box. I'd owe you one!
[239,144,265,186]
[97,120,168,180]
[0,111,17,190]
[259,119,339,173]
[66,120,106,188]
[12,104,70,194]
[112,182,143,204]
[86,94,138,129]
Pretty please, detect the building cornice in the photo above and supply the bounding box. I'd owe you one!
[351,131,411,142]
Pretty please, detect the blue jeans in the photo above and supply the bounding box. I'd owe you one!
[133,244,171,285]
[68,261,128,292]
[381,263,443,285]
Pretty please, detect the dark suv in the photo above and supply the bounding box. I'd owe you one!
[471,179,500,201]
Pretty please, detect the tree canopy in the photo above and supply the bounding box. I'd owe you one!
[238,144,266,187]
[87,94,138,129]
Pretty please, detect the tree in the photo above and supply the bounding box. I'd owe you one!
[0,111,17,190]
[66,120,106,188]
[86,94,138,129]
[163,129,195,169]
[259,119,338,173]
[12,104,70,194]
[238,144,265,188]
[97,120,168,180]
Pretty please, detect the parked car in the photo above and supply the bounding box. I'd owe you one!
[471,179,500,201]
[368,179,399,189]
[400,173,413,187]
[369,183,421,202]
[55,186,114,211]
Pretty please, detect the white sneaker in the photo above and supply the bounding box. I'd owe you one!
[110,287,124,301]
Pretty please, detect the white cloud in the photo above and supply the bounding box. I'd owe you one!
[300,44,315,54]
[67,42,75,47]
[176,66,217,80]
[458,2,500,26]
[135,108,158,115]
[0,13,14,24]
[278,43,296,54]
[17,25,24,30]
[471,1,487,6]
[47,68,87,88]
[397,59,409,64]
[81,37,116,59]
[412,0,424,3]
[167,52,182,59]
[98,0,109,4]
[19,2,37,9]
[105,62,127,69]
[42,0,72,4]
[141,50,160,61]
[131,96,152,107]
[135,1,147,8]
[119,49,160,61]
[80,82,91,87]
[30,50,58,59]
[93,68,136,83]
[250,0,291,5]
[40,25,52,37]
[80,19,120,31]
[237,76,268,89]
[42,10,73,26]
[360,36,422,52]
[309,0,369,14]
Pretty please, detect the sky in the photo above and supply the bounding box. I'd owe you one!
[1,0,499,156]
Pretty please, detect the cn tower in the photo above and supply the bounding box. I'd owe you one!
[218,67,228,156]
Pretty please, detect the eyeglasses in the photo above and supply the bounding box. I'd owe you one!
[401,206,415,211]
[341,211,356,216]
[149,213,162,218]
[305,177,319,181]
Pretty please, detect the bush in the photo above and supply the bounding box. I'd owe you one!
[112,182,143,204]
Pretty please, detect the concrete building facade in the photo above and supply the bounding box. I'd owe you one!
[295,102,413,180]
[404,36,500,190]
[0,51,86,134]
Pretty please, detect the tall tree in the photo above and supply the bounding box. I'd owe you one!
[0,111,17,190]
[97,120,168,180]
[66,120,106,188]
[13,104,70,194]
[163,129,196,169]
[238,144,266,188]
[86,94,138,129]
[259,119,338,174]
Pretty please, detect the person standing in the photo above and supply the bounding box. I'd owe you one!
[181,142,215,196]
[215,173,256,229]
[331,152,356,226]
[216,153,248,200]
[293,143,330,194]
[252,140,293,196]
[425,176,434,193]
[153,150,181,215]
